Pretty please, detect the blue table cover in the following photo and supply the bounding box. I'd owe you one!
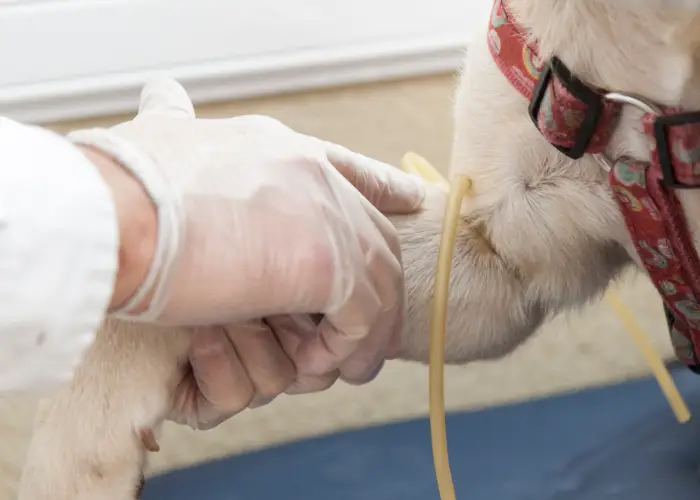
[143,363,700,500]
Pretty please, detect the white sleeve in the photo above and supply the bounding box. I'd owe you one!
[0,118,118,394]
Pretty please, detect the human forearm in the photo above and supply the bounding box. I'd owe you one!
[77,145,157,311]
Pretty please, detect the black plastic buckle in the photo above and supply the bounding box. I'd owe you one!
[653,111,700,189]
[528,56,604,160]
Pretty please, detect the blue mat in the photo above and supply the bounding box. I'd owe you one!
[143,364,700,500]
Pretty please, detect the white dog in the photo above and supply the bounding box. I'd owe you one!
[17,0,700,498]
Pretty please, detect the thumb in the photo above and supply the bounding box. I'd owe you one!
[137,78,196,119]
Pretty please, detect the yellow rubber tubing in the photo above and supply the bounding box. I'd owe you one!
[428,174,471,500]
[604,288,690,423]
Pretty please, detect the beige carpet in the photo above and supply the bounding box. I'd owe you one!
[0,74,679,497]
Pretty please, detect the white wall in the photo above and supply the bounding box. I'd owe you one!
[0,0,488,123]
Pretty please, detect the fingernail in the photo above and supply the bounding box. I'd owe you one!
[286,371,339,394]
[341,360,385,386]
[368,360,385,380]
[249,396,274,408]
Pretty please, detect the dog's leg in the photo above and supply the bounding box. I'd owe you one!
[388,184,628,364]
[389,29,636,364]
[17,320,191,500]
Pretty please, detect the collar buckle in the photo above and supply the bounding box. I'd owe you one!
[528,56,604,160]
[653,112,700,189]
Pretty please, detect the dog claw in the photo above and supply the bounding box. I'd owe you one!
[139,428,160,452]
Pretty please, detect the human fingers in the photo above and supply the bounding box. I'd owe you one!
[175,326,253,430]
[323,141,425,214]
[224,320,296,407]
[265,315,340,394]
[293,222,402,382]
[333,206,404,383]
[335,297,400,385]
[136,78,196,119]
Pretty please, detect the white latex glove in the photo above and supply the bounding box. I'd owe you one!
[67,78,425,384]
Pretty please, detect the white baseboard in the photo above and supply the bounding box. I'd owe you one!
[0,0,485,124]
[2,35,469,124]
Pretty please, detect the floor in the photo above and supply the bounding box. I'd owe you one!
[0,74,679,496]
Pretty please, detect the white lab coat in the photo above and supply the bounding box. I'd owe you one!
[0,117,118,394]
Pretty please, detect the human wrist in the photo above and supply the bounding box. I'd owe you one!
[77,145,158,311]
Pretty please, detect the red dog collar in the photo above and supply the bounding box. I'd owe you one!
[488,0,700,370]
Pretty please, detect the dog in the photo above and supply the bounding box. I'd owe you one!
[17,0,700,498]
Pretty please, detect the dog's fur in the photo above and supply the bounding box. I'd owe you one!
[17,1,700,498]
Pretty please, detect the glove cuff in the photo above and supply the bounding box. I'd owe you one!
[66,128,183,322]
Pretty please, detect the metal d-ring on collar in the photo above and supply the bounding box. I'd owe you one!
[593,92,664,172]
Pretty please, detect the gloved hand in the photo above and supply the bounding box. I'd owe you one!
[169,318,341,430]
[67,78,425,388]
